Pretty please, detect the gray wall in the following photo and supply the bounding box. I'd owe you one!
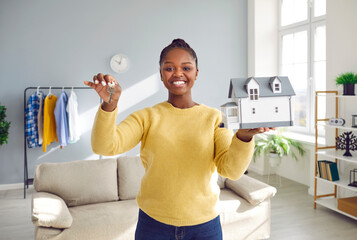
[0,0,248,185]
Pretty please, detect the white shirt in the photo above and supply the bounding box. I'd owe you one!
[66,90,81,143]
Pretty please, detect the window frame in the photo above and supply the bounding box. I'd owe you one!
[278,0,326,135]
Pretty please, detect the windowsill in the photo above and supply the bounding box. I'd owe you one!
[254,130,325,146]
[282,131,325,146]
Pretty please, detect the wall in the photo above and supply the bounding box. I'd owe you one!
[0,0,248,186]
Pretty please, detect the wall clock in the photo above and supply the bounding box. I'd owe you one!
[110,54,129,73]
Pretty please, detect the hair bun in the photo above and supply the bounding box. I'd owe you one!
[159,38,198,67]
[171,38,190,48]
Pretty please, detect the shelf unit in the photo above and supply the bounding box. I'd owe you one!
[314,90,357,220]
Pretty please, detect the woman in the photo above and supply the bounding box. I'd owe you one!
[84,39,272,240]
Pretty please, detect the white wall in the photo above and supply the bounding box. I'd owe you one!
[0,0,248,186]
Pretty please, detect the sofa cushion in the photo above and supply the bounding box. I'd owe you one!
[217,175,226,189]
[117,156,145,200]
[32,192,73,228]
[35,200,139,240]
[225,175,277,205]
[34,158,119,207]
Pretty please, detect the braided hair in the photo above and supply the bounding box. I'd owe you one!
[159,39,198,68]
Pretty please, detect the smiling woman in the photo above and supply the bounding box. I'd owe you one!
[84,38,272,240]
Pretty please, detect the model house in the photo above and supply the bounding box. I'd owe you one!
[221,76,295,130]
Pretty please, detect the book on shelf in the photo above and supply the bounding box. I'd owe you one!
[317,160,340,181]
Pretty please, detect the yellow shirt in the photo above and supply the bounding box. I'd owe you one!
[43,95,58,152]
[91,101,254,226]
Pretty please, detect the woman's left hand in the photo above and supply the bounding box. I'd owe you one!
[236,127,275,142]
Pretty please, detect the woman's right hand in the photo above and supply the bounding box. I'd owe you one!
[84,73,122,112]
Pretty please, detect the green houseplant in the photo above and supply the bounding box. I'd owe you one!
[0,105,11,146]
[335,72,357,96]
[253,132,305,167]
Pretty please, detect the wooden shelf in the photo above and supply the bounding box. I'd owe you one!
[316,93,357,99]
[316,149,357,164]
[315,177,357,192]
[315,198,357,220]
[316,122,357,131]
[314,91,357,221]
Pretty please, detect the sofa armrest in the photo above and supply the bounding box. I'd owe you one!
[32,192,73,229]
[225,175,277,206]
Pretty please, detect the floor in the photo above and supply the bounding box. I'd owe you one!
[0,175,356,240]
[247,172,357,240]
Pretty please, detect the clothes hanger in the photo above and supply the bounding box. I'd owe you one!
[36,86,40,95]
[62,86,65,92]
[48,86,52,97]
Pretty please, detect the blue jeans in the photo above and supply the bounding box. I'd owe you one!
[135,209,223,240]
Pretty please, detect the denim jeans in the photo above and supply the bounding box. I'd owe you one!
[135,209,223,240]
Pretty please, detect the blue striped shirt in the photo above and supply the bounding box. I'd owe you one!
[25,91,45,148]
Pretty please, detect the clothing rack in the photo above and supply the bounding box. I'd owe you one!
[23,86,93,198]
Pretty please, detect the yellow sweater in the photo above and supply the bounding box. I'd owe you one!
[43,95,58,152]
[91,101,254,226]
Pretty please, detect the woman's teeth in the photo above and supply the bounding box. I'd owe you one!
[173,81,185,86]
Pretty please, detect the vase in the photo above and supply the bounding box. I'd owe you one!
[269,153,281,167]
[343,83,355,96]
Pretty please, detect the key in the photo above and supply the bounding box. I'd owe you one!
[107,82,116,103]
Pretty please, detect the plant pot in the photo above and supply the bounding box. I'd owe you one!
[343,83,355,96]
[269,153,281,167]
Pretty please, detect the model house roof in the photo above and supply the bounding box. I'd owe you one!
[220,102,238,108]
[228,76,296,98]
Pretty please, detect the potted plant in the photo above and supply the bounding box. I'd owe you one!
[0,105,11,146]
[253,132,305,167]
[335,72,357,96]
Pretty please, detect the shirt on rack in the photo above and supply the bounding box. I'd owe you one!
[37,91,45,145]
[54,91,70,147]
[66,89,81,143]
[43,94,58,152]
[25,91,45,148]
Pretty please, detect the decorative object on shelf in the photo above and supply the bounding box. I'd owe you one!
[328,117,345,126]
[352,115,357,128]
[0,105,11,146]
[253,130,306,167]
[337,197,357,218]
[335,131,357,157]
[335,71,357,96]
[348,169,357,187]
[110,54,129,73]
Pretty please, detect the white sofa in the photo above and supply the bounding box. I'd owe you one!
[31,156,276,240]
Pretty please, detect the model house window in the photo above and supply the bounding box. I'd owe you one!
[228,108,238,117]
[275,107,279,113]
[275,83,280,92]
[252,108,256,114]
[249,88,259,100]
[279,0,326,134]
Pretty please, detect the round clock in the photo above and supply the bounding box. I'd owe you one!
[110,54,129,73]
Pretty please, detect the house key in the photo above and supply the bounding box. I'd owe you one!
[107,82,116,103]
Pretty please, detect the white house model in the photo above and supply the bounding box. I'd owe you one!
[220,76,296,130]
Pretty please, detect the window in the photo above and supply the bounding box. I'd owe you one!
[279,0,326,134]
[249,88,259,100]
[275,83,280,92]
[228,108,238,117]
[252,108,256,114]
